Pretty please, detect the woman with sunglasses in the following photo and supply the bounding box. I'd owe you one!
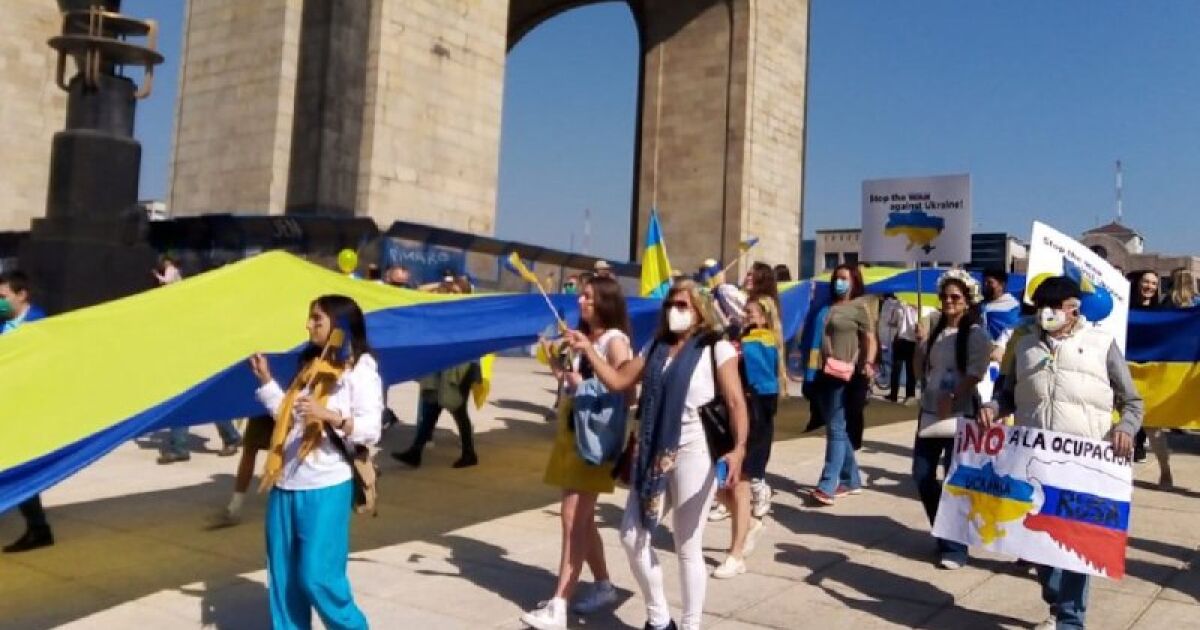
[567,280,749,630]
[912,270,990,570]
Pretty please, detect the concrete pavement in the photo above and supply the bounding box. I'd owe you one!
[2,357,1198,629]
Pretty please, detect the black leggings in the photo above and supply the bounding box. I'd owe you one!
[409,394,475,457]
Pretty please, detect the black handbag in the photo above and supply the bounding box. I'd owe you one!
[698,338,735,463]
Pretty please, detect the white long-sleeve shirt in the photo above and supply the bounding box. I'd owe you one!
[256,354,384,490]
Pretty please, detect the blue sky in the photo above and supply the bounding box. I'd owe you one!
[130,1,1199,260]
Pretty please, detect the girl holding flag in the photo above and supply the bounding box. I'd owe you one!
[522,275,632,629]
[249,295,382,630]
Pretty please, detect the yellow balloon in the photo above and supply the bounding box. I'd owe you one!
[336,249,358,274]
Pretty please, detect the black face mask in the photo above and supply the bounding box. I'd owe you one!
[982,286,997,301]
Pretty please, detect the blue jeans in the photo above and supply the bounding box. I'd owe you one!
[266,482,367,630]
[876,345,893,387]
[911,436,967,557]
[166,421,241,455]
[1037,565,1089,629]
[816,374,861,495]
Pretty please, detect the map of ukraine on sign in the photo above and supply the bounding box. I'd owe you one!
[932,421,1132,579]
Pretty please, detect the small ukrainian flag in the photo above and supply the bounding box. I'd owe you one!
[641,208,673,298]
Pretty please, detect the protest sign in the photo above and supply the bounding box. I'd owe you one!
[932,421,1132,579]
[861,174,971,265]
[1025,221,1130,352]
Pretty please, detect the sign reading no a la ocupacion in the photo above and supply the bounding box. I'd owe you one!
[861,174,972,265]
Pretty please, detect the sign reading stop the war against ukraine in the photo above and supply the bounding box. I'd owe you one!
[932,421,1133,579]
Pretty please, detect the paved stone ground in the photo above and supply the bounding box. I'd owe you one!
[2,357,1199,629]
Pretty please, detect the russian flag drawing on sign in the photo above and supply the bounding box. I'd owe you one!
[1023,484,1131,578]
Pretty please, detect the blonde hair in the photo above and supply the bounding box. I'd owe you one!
[1170,269,1196,308]
[748,296,789,395]
[654,279,722,341]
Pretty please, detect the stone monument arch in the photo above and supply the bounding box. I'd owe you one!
[168,0,809,272]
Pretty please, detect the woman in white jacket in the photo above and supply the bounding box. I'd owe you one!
[249,295,383,630]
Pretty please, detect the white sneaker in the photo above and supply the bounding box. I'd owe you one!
[708,503,731,522]
[938,555,965,570]
[520,598,567,629]
[712,555,746,579]
[743,518,766,557]
[750,479,772,518]
[571,581,617,614]
[207,508,241,528]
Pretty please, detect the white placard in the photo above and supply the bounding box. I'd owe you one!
[1024,222,1130,352]
[932,421,1132,579]
[861,174,971,264]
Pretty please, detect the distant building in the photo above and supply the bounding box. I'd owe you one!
[968,233,1028,273]
[799,239,816,279]
[1081,221,1199,282]
[139,200,169,222]
[814,229,861,274]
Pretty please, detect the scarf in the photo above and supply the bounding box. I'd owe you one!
[634,334,708,530]
[258,357,345,491]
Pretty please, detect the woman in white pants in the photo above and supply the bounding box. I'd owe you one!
[569,280,749,630]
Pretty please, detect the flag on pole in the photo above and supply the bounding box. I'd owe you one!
[505,252,540,285]
[641,209,673,298]
[739,236,760,253]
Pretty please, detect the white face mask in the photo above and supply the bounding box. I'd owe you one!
[668,307,695,333]
[1039,307,1069,332]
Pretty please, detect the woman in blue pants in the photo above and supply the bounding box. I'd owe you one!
[249,295,383,630]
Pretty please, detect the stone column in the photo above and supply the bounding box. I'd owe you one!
[634,0,808,276]
[355,0,509,234]
[168,0,305,216]
[0,3,68,231]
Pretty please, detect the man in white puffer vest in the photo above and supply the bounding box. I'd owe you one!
[979,275,1142,630]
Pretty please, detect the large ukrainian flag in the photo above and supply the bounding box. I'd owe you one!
[0,252,662,513]
[640,208,673,298]
[1127,308,1200,429]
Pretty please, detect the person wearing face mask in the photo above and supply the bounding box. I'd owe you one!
[0,271,53,553]
[981,269,1021,363]
[562,274,580,295]
[809,263,877,505]
[979,275,1142,630]
[566,280,749,630]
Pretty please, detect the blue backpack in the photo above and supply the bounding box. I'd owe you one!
[572,378,629,465]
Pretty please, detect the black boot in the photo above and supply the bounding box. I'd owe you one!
[391,448,422,468]
[452,452,478,468]
[644,621,677,630]
[3,526,54,553]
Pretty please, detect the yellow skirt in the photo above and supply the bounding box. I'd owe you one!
[543,398,616,494]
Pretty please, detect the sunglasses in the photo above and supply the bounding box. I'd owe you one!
[939,293,964,303]
[664,300,690,311]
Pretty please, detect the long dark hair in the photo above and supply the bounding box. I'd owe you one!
[829,263,865,301]
[925,278,982,374]
[299,295,372,366]
[1127,270,1161,310]
[577,275,631,337]
[748,261,780,305]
